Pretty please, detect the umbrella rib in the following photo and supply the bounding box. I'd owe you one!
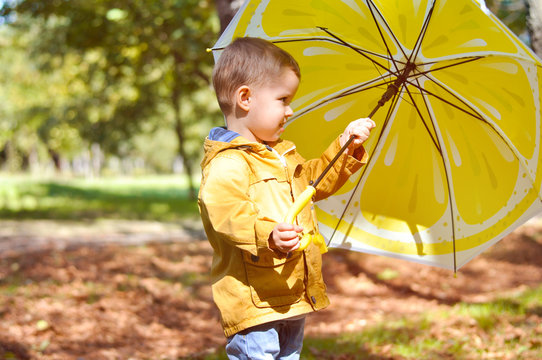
[315,26,397,87]
[365,0,408,67]
[415,56,484,77]
[290,69,419,123]
[272,36,396,64]
[316,27,401,78]
[327,88,403,246]
[403,83,441,152]
[373,85,405,154]
[212,36,395,64]
[420,55,483,67]
[288,77,392,122]
[415,76,458,272]
[292,65,426,122]
[327,169,364,247]
[365,9,401,85]
[409,0,437,63]
[340,78,394,98]
[404,76,486,123]
[419,75,542,206]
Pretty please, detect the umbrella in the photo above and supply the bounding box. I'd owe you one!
[211,0,542,272]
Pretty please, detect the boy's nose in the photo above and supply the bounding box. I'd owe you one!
[285,105,294,117]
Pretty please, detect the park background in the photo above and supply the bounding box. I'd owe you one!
[0,0,541,359]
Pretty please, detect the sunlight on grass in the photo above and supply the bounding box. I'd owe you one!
[454,287,542,332]
[302,317,455,360]
[376,268,399,280]
[197,286,542,359]
[456,299,523,331]
[0,174,200,221]
[272,286,542,360]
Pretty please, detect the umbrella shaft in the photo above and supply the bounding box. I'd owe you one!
[372,62,416,116]
[312,135,355,188]
[312,63,415,189]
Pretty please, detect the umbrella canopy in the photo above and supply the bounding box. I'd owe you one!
[211,0,542,271]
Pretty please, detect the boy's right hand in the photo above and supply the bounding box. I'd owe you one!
[269,222,304,253]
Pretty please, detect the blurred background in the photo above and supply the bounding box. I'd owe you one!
[1,1,542,359]
[0,0,540,221]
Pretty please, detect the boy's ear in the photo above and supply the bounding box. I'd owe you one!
[236,85,251,112]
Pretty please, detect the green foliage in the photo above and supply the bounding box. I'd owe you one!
[0,0,222,183]
[0,174,200,221]
[486,0,530,42]
[0,23,84,171]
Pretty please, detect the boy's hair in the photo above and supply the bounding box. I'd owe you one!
[212,37,301,115]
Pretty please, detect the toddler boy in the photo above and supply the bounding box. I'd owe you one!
[198,37,375,359]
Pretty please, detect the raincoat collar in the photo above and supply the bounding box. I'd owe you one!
[201,127,296,170]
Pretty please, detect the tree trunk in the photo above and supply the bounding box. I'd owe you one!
[171,84,196,201]
[0,142,8,169]
[527,0,542,58]
[48,148,62,172]
[174,118,196,201]
[214,0,243,34]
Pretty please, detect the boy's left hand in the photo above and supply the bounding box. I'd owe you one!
[340,117,376,153]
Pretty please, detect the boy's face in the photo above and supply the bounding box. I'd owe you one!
[244,68,299,143]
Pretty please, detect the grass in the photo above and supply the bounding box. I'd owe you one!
[308,286,542,360]
[201,287,542,360]
[1,173,541,359]
[0,174,200,221]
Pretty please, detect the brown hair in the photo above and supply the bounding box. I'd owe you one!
[212,37,301,115]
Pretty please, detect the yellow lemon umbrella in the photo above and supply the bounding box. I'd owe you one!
[212,0,542,271]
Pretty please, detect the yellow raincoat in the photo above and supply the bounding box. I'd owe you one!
[198,131,367,337]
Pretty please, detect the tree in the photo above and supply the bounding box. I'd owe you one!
[0,21,84,172]
[484,0,540,52]
[0,0,222,198]
[526,0,542,58]
[214,0,242,34]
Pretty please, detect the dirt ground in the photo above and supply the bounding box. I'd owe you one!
[0,218,541,359]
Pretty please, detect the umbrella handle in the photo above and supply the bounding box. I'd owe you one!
[284,185,316,251]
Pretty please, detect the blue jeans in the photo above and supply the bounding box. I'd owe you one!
[225,318,305,360]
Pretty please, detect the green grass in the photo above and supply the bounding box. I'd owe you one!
[298,317,458,360]
[2,174,541,359]
[201,286,542,360]
[298,287,542,359]
[0,174,200,221]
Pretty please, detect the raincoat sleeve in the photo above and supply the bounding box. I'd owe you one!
[199,152,274,256]
[300,136,368,202]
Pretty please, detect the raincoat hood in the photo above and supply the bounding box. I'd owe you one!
[201,126,297,170]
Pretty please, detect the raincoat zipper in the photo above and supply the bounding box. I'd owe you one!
[266,144,297,205]
[265,144,295,167]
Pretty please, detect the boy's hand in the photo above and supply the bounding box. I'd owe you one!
[269,222,304,253]
[340,117,376,153]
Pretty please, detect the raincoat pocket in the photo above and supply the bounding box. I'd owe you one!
[242,248,305,308]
